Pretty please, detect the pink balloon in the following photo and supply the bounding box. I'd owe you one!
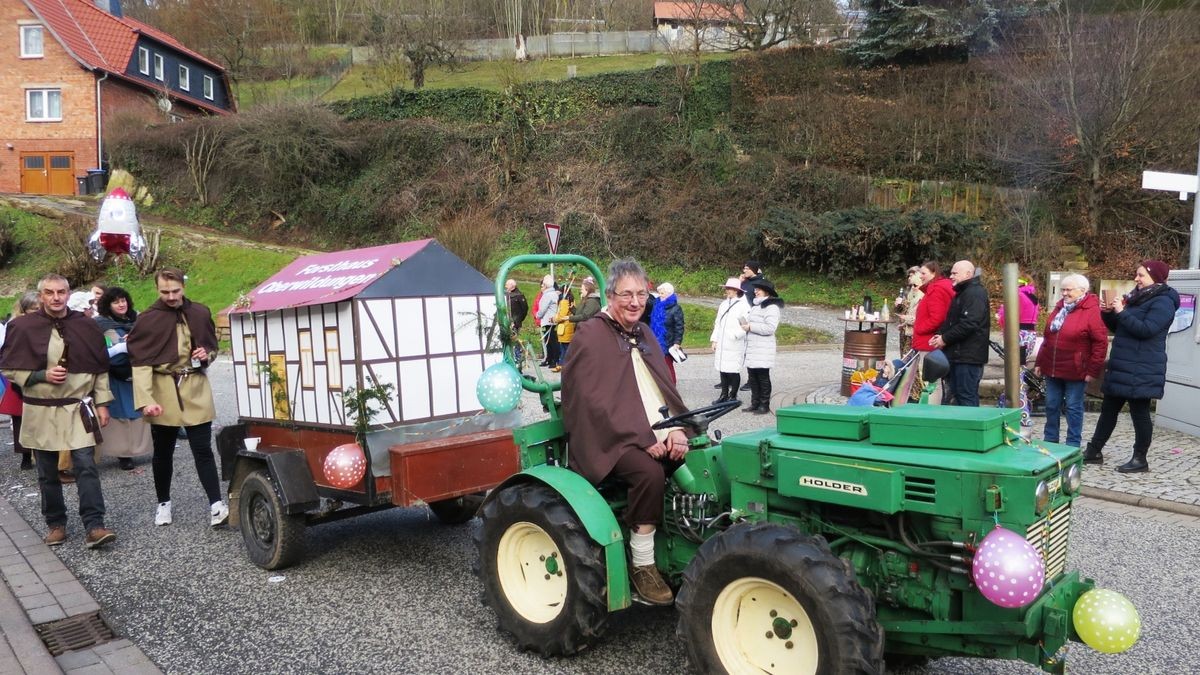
[323,443,367,489]
[972,526,1046,608]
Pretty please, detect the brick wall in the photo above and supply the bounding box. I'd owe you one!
[0,1,98,192]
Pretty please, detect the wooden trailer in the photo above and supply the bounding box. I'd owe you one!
[216,239,521,569]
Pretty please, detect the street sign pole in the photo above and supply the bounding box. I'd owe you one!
[1141,140,1200,269]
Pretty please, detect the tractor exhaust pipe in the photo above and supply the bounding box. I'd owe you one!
[1002,263,1021,411]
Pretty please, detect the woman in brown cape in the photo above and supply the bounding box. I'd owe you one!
[560,259,690,606]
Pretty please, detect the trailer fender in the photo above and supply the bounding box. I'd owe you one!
[484,465,631,612]
[227,447,320,528]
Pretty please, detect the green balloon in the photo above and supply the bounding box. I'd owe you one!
[1073,588,1141,654]
[477,362,522,414]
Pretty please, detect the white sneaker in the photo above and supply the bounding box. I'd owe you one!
[210,500,229,527]
[155,501,173,526]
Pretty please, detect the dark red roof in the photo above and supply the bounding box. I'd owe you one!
[22,0,228,113]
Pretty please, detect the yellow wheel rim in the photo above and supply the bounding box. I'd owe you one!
[496,521,567,623]
[711,577,819,675]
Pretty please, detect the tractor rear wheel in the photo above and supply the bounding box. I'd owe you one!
[429,492,484,524]
[677,522,884,675]
[474,483,608,656]
[239,470,306,570]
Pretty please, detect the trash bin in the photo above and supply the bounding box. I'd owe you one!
[77,177,90,196]
[86,169,107,195]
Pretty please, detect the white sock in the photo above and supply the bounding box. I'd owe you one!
[630,530,655,567]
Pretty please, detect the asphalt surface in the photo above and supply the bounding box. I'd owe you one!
[3,353,1199,674]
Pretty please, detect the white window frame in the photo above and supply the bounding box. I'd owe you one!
[324,329,341,390]
[202,74,214,100]
[25,89,62,122]
[153,53,164,81]
[137,46,149,74]
[20,25,44,58]
[178,64,190,91]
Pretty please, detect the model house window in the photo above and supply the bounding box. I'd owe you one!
[299,329,315,389]
[324,328,341,390]
[203,75,214,100]
[138,46,149,74]
[178,65,190,91]
[20,25,44,58]
[153,54,164,81]
[26,89,62,122]
[244,335,259,387]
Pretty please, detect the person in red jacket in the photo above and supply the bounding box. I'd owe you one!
[912,261,954,352]
[1034,274,1108,447]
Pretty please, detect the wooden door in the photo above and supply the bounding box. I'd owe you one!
[18,152,74,195]
[268,353,291,420]
[47,154,74,195]
[19,153,48,194]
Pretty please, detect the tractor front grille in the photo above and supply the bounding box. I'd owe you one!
[1025,501,1072,579]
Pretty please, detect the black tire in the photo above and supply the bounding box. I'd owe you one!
[473,483,609,656]
[429,493,485,525]
[676,522,885,675]
[239,470,306,570]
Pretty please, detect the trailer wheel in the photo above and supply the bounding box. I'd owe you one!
[474,483,608,656]
[239,470,306,570]
[429,493,484,525]
[677,522,884,675]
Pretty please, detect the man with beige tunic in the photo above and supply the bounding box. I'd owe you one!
[126,268,226,527]
[0,274,115,549]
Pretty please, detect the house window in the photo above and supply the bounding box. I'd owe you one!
[299,329,315,389]
[138,46,149,74]
[178,65,190,91]
[324,328,341,390]
[203,75,214,100]
[153,54,164,81]
[20,25,43,58]
[26,89,62,122]
[244,335,259,388]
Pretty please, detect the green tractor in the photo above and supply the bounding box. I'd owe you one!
[475,255,1094,673]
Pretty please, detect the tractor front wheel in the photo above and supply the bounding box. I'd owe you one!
[474,483,608,656]
[677,522,884,675]
[238,470,306,570]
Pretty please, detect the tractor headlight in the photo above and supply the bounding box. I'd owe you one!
[1063,464,1082,494]
[1034,480,1051,514]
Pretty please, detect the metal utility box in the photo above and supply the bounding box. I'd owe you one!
[1157,268,1200,437]
[869,407,1022,452]
[776,404,870,440]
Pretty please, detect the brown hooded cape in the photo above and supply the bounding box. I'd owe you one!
[0,309,108,373]
[560,312,688,485]
[126,298,218,367]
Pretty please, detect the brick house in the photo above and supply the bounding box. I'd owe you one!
[1,0,234,195]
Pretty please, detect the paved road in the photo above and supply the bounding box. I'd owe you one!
[2,352,1198,674]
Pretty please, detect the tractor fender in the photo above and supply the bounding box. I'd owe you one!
[484,465,631,612]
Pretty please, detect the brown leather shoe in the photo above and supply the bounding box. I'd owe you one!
[631,564,674,606]
[84,528,116,550]
[59,470,76,484]
[44,526,67,546]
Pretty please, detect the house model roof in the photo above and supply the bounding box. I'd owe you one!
[653,1,746,22]
[232,239,495,314]
[22,0,229,114]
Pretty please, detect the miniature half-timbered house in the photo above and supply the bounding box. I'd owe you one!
[227,239,518,474]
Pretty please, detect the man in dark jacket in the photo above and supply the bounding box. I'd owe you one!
[930,261,990,406]
[739,260,765,305]
[505,279,529,367]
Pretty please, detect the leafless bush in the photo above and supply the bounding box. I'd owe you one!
[437,207,499,273]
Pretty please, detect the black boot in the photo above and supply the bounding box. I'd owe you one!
[19,453,33,470]
[742,376,760,412]
[1081,443,1104,465]
[1116,452,1148,474]
[754,376,772,415]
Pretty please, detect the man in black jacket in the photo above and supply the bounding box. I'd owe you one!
[930,261,990,406]
[505,279,529,367]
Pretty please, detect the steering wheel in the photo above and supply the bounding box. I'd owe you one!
[651,399,741,436]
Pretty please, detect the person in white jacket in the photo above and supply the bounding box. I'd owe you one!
[742,279,784,415]
[710,278,748,404]
[536,275,561,368]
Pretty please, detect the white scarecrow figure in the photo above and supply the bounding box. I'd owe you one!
[87,187,147,263]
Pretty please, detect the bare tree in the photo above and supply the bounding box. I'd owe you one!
[362,0,468,89]
[994,0,1200,235]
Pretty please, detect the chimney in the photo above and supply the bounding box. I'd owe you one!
[93,0,123,18]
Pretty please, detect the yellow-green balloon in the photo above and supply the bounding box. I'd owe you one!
[1073,588,1141,654]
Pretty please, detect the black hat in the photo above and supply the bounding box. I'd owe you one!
[744,260,763,274]
[750,278,778,297]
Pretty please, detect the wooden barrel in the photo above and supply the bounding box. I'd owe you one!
[841,328,888,396]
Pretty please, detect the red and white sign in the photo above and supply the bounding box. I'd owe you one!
[544,222,561,254]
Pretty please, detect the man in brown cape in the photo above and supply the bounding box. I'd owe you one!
[0,274,115,549]
[126,268,226,528]
[560,259,690,606]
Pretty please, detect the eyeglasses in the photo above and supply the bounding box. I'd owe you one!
[614,291,650,302]
[1061,287,1080,293]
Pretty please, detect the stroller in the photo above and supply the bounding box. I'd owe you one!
[848,349,947,407]
[988,339,1046,419]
